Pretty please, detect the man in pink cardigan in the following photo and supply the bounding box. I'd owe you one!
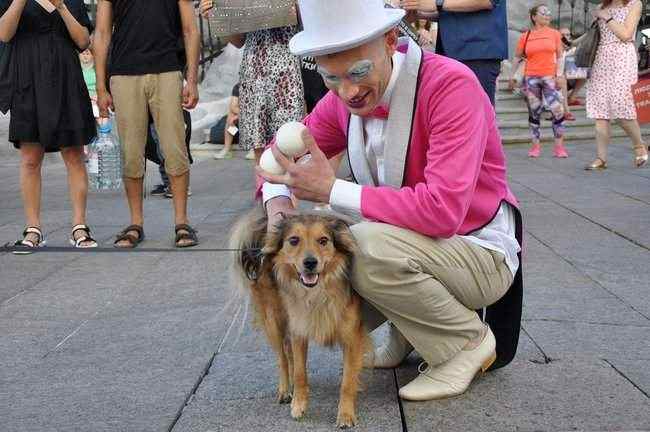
[258,0,523,401]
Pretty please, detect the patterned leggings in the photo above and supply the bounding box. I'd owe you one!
[523,76,565,141]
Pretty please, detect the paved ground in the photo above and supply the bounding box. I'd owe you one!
[1,121,649,431]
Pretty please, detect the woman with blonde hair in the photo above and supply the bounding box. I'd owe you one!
[585,0,648,170]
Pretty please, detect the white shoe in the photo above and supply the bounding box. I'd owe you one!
[398,325,496,401]
[213,149,233,159]
[245,149,255,160]
[368,323,413,369]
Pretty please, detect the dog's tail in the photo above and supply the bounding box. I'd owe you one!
[228,204,268,286]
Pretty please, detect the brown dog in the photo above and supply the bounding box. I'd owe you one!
[229,206,370,428]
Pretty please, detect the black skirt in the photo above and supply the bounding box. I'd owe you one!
[0,0,96,153]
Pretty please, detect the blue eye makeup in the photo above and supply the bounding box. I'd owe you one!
[317,60,375,86]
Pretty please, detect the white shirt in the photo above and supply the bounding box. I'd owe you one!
[263,52,520,276]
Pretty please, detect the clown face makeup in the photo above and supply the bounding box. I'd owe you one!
[315,32,398,116]
[317,60,375,86]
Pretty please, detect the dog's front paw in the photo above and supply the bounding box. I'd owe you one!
[336,411,357,429]
[277,390,292,404]
[290,398,307,420]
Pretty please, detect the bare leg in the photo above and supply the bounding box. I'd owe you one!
[618,119,648,157]
[223,127,234,154]
[19,143,45,232]
[115,177,144,247]
[60,146,88,227]
[594,119,611,162]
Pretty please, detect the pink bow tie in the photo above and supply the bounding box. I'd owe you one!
[365,105,390,119]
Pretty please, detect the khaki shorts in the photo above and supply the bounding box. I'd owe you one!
[110,71,189,179]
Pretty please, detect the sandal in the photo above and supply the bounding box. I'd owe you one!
[70,224,98,248]
[633,144,648,168]
[584,158,608,171]
[13,226,46,255]
[114,225,145,249]
[175,224,199,248]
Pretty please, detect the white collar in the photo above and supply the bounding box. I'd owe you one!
[379,51,405,107]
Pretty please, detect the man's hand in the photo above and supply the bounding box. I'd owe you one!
[97,89,113,118]
[400,0,437,12]
[182,81,199,109]
[256,129,336,204]
[199,0,214,17]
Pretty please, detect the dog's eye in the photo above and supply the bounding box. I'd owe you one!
[288,236,300,246]
[318,237,329,246]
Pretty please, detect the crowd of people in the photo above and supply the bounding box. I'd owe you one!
[0,0,647,408]
[509,0,648,168]
[0,0,647,246]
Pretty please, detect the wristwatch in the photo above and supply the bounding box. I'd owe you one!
[436,0,444,11]
[605,17,614,23]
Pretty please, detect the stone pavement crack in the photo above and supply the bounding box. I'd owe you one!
[392,368,409,432]
[602,359,650,399]
[526,230,650,322]
[523,318,650,329]
[167,301,244,432]
[521,325,554,364]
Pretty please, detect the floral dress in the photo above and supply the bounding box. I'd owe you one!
[238,26,306,150]
[586,0,639,120]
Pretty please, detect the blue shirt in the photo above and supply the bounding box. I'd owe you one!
[436,0,508,61]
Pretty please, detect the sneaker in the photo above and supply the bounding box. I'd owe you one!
[150,184,168,196]
[165,187,192,199]
[245,149,256,160]
[213,149,233,160]
[528,143,541,158]
[568,98,584,106]
[553,144,569,158]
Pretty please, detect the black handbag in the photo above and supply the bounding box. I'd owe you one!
[575,20,601,68]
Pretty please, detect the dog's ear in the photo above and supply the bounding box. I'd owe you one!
[261,217,288,256]
[327,218,358,257]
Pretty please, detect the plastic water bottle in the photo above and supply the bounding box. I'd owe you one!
[87,119,122,191]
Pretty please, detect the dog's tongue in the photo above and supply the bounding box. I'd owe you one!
[300,273,319,286]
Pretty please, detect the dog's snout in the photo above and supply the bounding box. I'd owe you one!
[303,256,318,271]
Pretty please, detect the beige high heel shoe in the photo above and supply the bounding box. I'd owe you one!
[633,144,649,168]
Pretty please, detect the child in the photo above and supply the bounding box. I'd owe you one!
[79,48,99,118]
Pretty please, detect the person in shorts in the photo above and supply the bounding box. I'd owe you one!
[94,0,200,248]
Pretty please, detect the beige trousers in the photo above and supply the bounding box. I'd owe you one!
[110,71,189,179]
[350,222,513,366]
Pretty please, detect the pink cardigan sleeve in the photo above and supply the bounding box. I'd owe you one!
[254,91,349,198]
[361,72,490,238]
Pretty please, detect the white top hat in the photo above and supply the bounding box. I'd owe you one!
[289,0,406,57]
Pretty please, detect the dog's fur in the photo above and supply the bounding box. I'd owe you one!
[229,206,370,428]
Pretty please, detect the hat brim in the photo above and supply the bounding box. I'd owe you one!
[289,9,406,57]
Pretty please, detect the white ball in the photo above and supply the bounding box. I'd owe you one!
[276,121,307,157]
[259,148,285,175]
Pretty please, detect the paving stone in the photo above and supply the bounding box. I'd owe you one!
[172,348,402,432]
[523,319,650,361]
[1,306,227,432]
[397,357,650,432]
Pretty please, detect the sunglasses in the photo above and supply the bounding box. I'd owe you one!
[537,9,552,17]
